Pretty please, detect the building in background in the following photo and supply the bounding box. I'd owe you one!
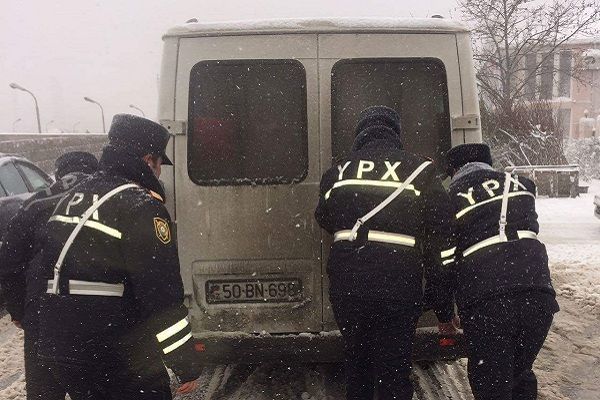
[525,38,600,139]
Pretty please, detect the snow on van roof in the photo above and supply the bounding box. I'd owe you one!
[164,17,470,38]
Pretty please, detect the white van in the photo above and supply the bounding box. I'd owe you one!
[157,18,481,363]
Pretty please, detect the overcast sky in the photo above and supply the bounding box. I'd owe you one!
[0,0,458,133]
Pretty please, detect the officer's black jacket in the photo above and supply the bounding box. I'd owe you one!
[37,145,201,382]
[315,133,455,322]
[0,172,89,325]
[448,167,557,310]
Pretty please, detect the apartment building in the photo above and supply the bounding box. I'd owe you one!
[525,38,600,138]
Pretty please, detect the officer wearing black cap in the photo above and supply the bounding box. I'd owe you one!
[315,106,456,400]
[445,143,559,400]
[37,114,201,399]
[0,151,97,400]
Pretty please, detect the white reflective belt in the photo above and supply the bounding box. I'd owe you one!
[162,332,193,354]
[498,172,512,241]
[462,230,538,257]
[441,247,456,266]
[156,317,190,343]
[325,180,421,200]
[348,161,431,241]
[334,229,416,247]
[517,230,538,240]
[46,279,124,297]
[50,183,138,295]
[49,215,123,239]
[441,247,456,258]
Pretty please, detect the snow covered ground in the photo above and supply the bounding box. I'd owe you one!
[1,182,599,400]
[534,179,600,400]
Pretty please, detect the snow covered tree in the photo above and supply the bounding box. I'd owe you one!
[482,100,568,166]
[564,137,600,179]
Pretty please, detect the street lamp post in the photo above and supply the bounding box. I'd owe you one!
[12,118,22,132]
[129,104,145,117]
[84,96,106,133]
[72,121,81,133]
[9,83,41,133]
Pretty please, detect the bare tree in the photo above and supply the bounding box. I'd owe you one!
[459,0,600,112]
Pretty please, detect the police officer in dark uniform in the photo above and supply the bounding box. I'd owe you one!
[445,143,559,400]
[37,114,202,399]
[315,106,456,400]
[0,151,97,400]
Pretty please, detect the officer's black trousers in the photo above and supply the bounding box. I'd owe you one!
[330,294,421,400]
[45,361,172,400]
[24,330,66,400]
[461,291,555,400]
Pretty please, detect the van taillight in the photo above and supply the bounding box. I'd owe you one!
[194,342,206,352]
[439,337,456,347]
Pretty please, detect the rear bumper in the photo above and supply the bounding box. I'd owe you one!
[192,327,466,364]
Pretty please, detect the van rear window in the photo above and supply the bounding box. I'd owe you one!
[188,59,308,186]
[331,58,451,165]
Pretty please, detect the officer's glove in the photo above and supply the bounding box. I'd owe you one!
[177,380,199,395]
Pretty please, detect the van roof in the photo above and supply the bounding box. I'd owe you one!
[164,17,470,38]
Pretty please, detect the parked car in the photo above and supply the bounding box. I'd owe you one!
[0,153,53,240]
[0,153,52,309]
[594,195,600,219]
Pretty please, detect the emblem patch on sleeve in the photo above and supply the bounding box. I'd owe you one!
[154,217,171,244]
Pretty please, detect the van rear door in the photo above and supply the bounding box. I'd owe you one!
[173,34,323,334]
[317,33,462,329]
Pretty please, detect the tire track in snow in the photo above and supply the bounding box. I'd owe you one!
[176,361,473,400]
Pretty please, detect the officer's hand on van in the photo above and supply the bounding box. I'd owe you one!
[176,380,198,394]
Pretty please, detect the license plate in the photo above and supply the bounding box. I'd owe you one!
[205,278,303,304]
